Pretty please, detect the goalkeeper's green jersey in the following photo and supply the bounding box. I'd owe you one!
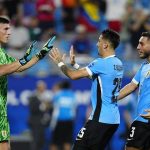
[0,48,16,117]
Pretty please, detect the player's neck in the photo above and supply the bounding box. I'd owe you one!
[147,57,150,63]
[102,51,115,58]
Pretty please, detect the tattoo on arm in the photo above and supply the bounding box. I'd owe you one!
[61,65,69,76]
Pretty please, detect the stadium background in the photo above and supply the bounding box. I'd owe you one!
[0,0,150,150]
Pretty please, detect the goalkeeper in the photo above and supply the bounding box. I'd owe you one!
[0,16,56,150]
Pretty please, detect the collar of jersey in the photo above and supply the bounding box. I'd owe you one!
[103,55,115,59]
[145,60,150,64]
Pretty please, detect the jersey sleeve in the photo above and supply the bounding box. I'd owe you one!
[132,65,143,85]
[85,58,105,76]
[0,51,16,64]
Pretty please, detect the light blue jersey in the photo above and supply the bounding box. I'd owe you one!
[86,55,123,124]
[132,61,150,123]
[53,89,76,121]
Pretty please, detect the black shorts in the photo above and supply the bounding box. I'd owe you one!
[126,121,150,149]
[51,121,73,145]
[72,120,119,150]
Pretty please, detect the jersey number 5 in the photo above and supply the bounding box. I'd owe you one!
[112,78,122,101]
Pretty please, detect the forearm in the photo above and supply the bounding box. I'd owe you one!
[58,62,89,80]
[17,56,39,72]
[60,65,79,80]
[118,83,137,100]
[0,61,21,76]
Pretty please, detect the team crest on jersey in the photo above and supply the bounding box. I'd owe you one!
[145,71,150,78]
[1,130,7,138]
[88,62,95,68]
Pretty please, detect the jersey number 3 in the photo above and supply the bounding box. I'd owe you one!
[112,78,122,101]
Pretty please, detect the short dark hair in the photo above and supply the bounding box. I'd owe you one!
[141,32,150,40]
[101,29,120,49]
[0,16,10,24]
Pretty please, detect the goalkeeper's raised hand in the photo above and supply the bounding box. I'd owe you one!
[36,35,56,59]
[19,41,37,66]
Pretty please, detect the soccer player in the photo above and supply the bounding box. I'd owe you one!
[50,81,76,150]
[0,16,55,150]
[49,29,124,150]
[118,32,150,150]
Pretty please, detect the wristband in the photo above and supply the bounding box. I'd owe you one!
[19,58,27,66]
[73,63,80,69]
[58,62,65,67]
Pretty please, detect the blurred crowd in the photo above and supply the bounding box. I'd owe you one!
[0,0,149,77]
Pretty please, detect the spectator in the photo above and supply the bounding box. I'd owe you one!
[28,80,53,150]
[105,0,127,32]
[128,7,148,50]
[8,16,30,49]
[120,1,134,44]
[135,0,150,14]
[53,0,64,34]
[36,0,55,32]
[50,80,76,150]
[0,3,8,17]
[3,0,22,19]
[28,16,41,41]
[21,0,37,18]
[72,24,92,54]
[61,0,77,31]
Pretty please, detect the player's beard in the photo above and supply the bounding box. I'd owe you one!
[139,51,150,59]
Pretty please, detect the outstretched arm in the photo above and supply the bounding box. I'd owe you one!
[49,47,89,80]
[0,61,22,76]
[17,35,56,72]
[16,56,39,72]
[117,81,138,100]
[0,36,56,76]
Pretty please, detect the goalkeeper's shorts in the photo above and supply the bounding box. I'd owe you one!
[0,116,10,142]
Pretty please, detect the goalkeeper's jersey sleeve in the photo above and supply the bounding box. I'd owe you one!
[0,48,16,116]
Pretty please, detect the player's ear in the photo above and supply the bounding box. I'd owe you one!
[103,43,108,49]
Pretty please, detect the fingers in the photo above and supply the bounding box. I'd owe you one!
[30,41,37,50]
[70,45,73,55]
[140,115,150,119]
[51,47,60,57]
[140,111,150,119]
[43,35,56,49]
[49,47,63,64]
[144,109,150,112]
[49,53,56,62]
[32,40,37,46]
[70,45,75,59]
[70,45,75,56]
[49,48,57,63]
[47,35,56,47]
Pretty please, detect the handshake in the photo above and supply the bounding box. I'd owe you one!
[19,35,56,66]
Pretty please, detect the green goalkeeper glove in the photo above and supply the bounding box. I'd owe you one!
[36,35,56,59]
[19,41,37,66]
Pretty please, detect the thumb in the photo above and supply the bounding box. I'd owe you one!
[145,109,150,112]
[70,45,74,55]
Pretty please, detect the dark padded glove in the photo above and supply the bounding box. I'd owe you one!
[19,41,37,66]
[36,35,56,60]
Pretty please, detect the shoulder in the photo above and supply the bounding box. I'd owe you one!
[139,61,148,69]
